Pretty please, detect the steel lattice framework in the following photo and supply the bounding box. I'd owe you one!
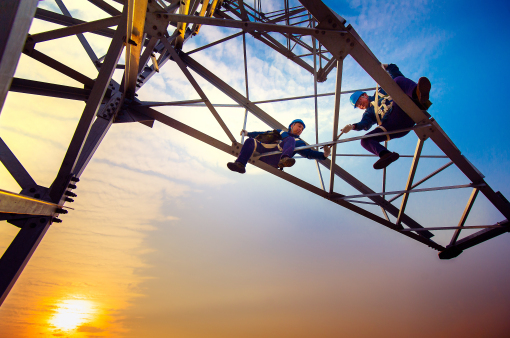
[1,0,509,306]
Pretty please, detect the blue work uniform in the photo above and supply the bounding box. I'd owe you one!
[353,64,418,156]
[235,130,326,168]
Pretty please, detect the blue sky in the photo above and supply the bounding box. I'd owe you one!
[1,0,509,337]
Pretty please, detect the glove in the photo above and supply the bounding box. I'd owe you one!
[323,146,331,158]
[240,129,248,137]
[342,124,354,134]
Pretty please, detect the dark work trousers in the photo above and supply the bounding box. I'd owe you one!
[360,76,417,156]
[235,137,296,167]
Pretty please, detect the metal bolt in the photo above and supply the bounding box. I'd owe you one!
[153,25,158,30]
[55,208,68,214]
[29,188,36,193]
[346,38,350,43]
[321,31,325,35]
[52,218,62,223]
[332,23,337,28]
[156,14,161,19]
[68,184,77,189]
[157,32,162,37]
[350,42,354,47]
[34,193,40,198]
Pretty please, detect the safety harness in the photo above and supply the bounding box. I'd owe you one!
[250,130,300,170]
[372,85,394,141]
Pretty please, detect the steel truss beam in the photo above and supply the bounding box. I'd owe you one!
[49,9,128,203]
[132,105,443,252]
[0,0,39,113]
[179,52,433,238]
[34,8,116,39]
[0,137,36,189]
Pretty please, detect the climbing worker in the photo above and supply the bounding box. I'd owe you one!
[227,119,331,174]
[341,63,431,169]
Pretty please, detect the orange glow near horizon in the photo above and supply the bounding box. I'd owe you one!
[49,299,98,332]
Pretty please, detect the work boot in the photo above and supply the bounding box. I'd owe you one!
[373,152,399,170]
[416,77,431,107]
[227,161,246,174]
[278,156,295,168]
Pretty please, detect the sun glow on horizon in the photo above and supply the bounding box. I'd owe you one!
[49,299,97,332]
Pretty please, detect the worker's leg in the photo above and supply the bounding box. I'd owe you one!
[360,128,391,156]
[259,137,296,168]
[394,76,431,109]
[394,76,416,98]
[361,123,412,170]
[361,128,400,170]
[235,138,258,166]
[277,137,296,168]
[280,137,296,158]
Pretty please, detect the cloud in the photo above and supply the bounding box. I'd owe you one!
[78,325,105,333]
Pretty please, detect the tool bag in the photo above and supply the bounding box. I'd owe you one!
[255,130,283,144]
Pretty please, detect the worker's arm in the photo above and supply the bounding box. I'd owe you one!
[297,148,328,160]
[295,140,329,160]
[353,108,377,131]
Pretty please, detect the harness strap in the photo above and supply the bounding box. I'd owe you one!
[251,138,258,158]
[372,85,393,126]
[378,125,391,142]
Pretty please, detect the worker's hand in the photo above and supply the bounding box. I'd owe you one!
[323,146,331,158]
[342,124,354,134]
[381,63,388,70]
[240,129,248,137]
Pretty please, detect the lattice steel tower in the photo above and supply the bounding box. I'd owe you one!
[1,0,509,306]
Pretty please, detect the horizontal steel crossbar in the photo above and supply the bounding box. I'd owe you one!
[257,124,431,158]
[401,224,508,231]
[334,183,485,200]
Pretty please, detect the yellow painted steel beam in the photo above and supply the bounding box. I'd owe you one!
[124,0,148,96]
[192,0,222,36]
[0,189,59,216]
[191,0,210,36]
[174,0,190,49]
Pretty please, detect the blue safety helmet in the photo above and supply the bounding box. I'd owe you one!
[350,91,365,107]
[288,119,306,131]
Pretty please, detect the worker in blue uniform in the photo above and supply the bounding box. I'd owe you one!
[227,119,331,174]
[341,63,431,169]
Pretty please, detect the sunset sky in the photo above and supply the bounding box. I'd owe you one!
[1,0,510,337]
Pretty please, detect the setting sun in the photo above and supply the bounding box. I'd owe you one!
[49,299,97,332]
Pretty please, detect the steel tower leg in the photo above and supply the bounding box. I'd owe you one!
[0,0,39,114]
